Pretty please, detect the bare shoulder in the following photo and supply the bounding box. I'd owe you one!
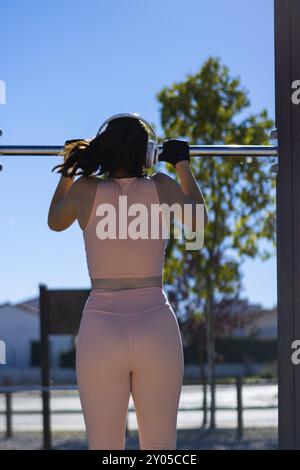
[151,171,178,188]
[151,172,181,205]
[69,175,100,198]
[151,171,181,193]
[69,175,102,230]
[72,174,100,189]
[151,171,196,208]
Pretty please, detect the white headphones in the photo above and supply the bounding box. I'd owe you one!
[96,112,160,169]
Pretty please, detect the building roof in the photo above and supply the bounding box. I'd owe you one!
[14,298,39,316]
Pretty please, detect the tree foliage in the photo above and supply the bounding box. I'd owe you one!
[155,56,276,315]
[154,56,276,427]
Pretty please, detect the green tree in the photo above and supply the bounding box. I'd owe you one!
[155,56,276,429]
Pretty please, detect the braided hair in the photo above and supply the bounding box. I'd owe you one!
[52,117,149,178]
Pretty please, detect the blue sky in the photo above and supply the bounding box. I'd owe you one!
[0,0,276,308]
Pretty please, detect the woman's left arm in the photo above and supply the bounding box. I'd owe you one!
[48,175,77,231]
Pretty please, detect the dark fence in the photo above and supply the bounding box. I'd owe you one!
[0,377,278,446]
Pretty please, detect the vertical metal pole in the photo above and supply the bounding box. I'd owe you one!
[5,392,12,439]
[39,284,52,450]
[4,378,12,439]
[236,376,243,440]
[274,0,300,449]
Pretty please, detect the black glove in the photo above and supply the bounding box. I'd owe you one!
[158,139,190,167]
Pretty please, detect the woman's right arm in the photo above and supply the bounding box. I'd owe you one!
[173,160,208,224]
[153,139,208,232]
[152,168,208,233]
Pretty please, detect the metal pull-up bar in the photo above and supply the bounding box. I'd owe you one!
[0,144,277,157]
[0,125,278,161]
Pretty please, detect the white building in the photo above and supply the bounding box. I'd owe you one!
[0,298,73,369]
[253,306,277,338]
[232,303,277,339]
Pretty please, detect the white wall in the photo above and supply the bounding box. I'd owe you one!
[0,304,72,368]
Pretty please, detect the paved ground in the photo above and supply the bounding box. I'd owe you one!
[0,428,278,450]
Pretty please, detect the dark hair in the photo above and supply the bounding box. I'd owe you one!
[52,117,149,178]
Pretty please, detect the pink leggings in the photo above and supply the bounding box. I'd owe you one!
[76,286,184,450]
